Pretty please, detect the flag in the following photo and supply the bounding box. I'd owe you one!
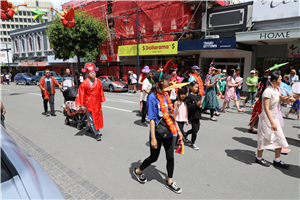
[175,140,184,154]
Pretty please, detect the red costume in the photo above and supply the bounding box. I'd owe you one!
[1,1,14,20]
[62,8,75,28]
[75,63,105,130]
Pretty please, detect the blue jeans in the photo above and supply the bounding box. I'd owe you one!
[235,88,240,100]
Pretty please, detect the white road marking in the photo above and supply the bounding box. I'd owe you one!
[28,93,40,96]
[102,105,132,113]
[105,98,137,104]
[27,93,134,113]
[0,89,11,91]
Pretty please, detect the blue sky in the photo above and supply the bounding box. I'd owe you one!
[11,0,71,12]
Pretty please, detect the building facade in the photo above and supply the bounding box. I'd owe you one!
[1,0,53,49]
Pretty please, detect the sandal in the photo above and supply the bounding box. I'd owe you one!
[221,109,228,113]
[248,129,257,134]
[284,113,289,119]
[210,118,217,121]
[203,111,209,114]
[215,112,220,116]
[238,110,245,113]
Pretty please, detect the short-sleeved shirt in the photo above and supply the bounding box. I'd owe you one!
[142,78,152,101]
[130,74,137,84]
[147,93,173,138]
[289,75,299,84]
[62,74,74,87]
[246,76,258,92]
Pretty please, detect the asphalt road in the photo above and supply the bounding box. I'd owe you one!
[1,83,299,199]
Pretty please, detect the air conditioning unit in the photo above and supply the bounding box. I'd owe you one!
[205,35,220,39]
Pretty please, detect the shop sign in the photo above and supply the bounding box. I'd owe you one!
[178,38,236,51]
[287,43,300,57]
[253,0,300,22]
[260,31,290,40]
[21,62,46,67]
[118,41,178,56]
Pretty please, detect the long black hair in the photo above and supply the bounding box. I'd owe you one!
[149,81,163,95]
[260,69,281,101]
[227,68,235,80]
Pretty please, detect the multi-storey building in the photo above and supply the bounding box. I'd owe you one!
[1,0,53,49]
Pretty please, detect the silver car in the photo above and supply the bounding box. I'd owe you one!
[1,126,64,199]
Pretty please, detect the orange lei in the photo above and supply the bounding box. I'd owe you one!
[156,91,178,135]
[192,74,204,96]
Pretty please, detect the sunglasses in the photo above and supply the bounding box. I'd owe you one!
[45,72,50,74]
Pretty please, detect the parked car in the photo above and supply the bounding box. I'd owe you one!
[35,71,63,85]
[14,73,35,85]
[1,126,64,199]
[99,76,128,92]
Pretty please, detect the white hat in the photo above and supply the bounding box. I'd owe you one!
[250,70,255,74]
[222,69,226,73]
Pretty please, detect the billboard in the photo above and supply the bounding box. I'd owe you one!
[253,0,300,22]
[118,41,178,56]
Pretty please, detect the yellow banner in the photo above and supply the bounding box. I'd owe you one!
[118,41,178,56]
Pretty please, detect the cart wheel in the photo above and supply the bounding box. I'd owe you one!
[65,118,70,125]
[77,122,83,130]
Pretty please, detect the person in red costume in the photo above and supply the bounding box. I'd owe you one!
[75,63,106,141]
[1,1,27,20]
[51,7,75,29]
[188,66,204,96]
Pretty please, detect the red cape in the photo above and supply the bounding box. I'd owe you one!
[75,78,106,130]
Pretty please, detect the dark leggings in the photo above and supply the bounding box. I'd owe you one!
[176,121,186,144]
[140,137,174,178]
[141,100,147,123]
[186,118,200,144]
[202,107,214,118]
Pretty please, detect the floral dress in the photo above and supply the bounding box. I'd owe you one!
[202,77,219,109]
[224,76,237,102]
[257,87,288,150]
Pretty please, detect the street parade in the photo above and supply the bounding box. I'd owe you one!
[1,0,300,199]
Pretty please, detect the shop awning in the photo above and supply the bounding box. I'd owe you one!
[236,27,300,45]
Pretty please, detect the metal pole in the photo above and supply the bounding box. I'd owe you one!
[136,7,139,91]
[205,0,207,38]
[6,44,10,73]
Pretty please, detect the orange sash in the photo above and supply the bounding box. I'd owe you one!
[192,74,204,96]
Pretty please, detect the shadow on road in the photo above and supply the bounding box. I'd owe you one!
[234,127,250,133]
[134,119,149,126]
[129,160,167,185]
[10,93,24,96]
[274,164,300,179]
[132,110,141,117]
[292,125,300,129]
[74,129,96,140]
[232,137,257,148]
[225,149,256,165]
[285,137,300,148]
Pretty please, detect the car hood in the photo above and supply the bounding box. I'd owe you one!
[1,127,64,199]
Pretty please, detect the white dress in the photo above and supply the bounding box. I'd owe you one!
[257,86,288,150]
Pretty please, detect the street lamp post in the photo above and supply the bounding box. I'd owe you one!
[123,8,141,90]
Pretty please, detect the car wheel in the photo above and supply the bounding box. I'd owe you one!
[23,80,27,85]
[15,80,18,85]
[109,85,114,92]
[64,118,70,125]
[36,81,39,85]
[77,122,83,130]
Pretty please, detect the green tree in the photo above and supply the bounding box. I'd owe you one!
[46,9,108,71]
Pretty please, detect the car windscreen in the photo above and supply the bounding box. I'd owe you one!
[51,72,60,77]
[23,73,34,78]
[108,76,119,81]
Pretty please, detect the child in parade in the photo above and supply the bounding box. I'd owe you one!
[221,69,244,113]
[133,71,183,194]
[185,81,202,150]
[255,69,295,168]
[174,88,189,145]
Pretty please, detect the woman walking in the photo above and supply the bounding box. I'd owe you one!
[174,88,189,145]
[221,69,244,113]
[133,71,183,194]
[219,69,227,96]
[202,69,221,121]
[255,69,295,168]
[186,81,202,150]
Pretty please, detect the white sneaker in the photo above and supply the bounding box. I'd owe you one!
[191,144,199,150]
